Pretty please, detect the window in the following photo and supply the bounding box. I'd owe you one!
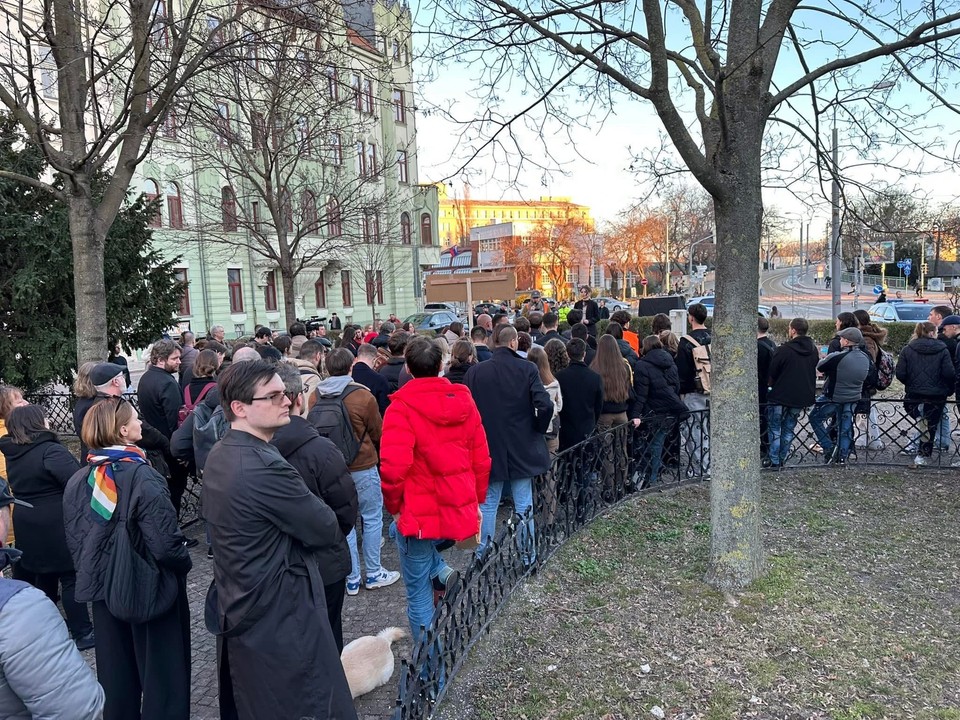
[403,45,410,65]
[251,201,261,233]
[162,105,177,139]
[174,267,190,316]
[351,74,362,111]
[326,197,342,237]
[221,186,237,231]
[296,116,310,152]
[400,212,411,244]
[150,0,169,47]
[314,275,326,307]
[325,66,338,100]
[214,101,230,146]
[143,178,161,227]
[228,268,243,313]
[362,211,380,243]
[251,112,266,149]
[392,88,405,123]
[328,132,343,166]
[420,213,432,245]
[365,143,377,176]
[361,78,374,114]
[302,191,317,233]
[166,182,183,229]
[206,15,221,32]
[356,141,365,175]
[376,270,384,304]
[341,269,352,306]
[397,150,408,183]
[264,270,278,311]
[392,39,400,61]
[244,33,259,70]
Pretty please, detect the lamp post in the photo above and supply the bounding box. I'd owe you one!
[933,223,942,277]
[664,216,671,293]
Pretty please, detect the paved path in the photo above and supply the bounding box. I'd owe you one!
[81,521,477,719]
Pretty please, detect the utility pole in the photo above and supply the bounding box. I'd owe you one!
[831,121,842,316]
[665,216,671,293]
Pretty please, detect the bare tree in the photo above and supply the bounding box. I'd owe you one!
[424,1,960,589]
[0,0,252,364]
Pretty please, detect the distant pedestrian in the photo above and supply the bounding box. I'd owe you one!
[574,286,601,337]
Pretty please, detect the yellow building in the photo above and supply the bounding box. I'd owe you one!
[436,183,594,247]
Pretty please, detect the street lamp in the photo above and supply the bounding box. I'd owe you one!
[828,81,896,317]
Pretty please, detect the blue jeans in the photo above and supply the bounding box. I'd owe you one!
[389,522,450,642]
[907,408,951,450]
[809,398,856,461]
[477,478,535,565]
[767,405,803,466]
[346,466,385,583]
[641,423,669,483]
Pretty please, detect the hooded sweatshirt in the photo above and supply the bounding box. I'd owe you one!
[767,335,820,408]
[379,377,491,541]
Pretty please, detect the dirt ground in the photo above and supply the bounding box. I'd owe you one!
[436,468,960,720]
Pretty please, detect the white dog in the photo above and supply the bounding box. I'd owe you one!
[341,626,408,698]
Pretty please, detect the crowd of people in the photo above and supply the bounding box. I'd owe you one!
[1,289,959,717]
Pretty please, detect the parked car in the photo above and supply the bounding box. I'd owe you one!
[403,311,461,332]
[424,302,462,315]
[686,295,771,318]
[595,296,632,313]
[868,302,933,323]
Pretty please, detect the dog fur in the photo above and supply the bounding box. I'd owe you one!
[341,626,408,698]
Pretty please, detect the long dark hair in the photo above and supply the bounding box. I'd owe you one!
[6,404,47,444]
[590,335,630,403]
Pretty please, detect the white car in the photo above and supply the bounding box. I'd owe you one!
[686,295,771,318]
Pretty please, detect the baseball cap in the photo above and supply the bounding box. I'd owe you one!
[838,327,863,344]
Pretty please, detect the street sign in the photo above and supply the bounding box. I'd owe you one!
[873,285,884,295]
[640,278,648,286]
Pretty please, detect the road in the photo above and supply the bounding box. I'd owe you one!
[758,266,878,319]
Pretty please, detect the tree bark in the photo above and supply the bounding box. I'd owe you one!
[281,268,297,329]
[69,193,109,366]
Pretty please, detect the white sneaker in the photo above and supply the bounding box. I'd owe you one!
[365,570,401,590]
[914,455,930,467]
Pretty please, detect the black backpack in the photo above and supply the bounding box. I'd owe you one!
[307,385,366,465]
[861,348,880,394]
[192,403,228,474]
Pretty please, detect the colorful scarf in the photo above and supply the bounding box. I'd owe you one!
[85,445,147,524]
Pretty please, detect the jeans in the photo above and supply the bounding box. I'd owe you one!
[916,402,946,457]
[809,397,856,461]
[390,522,450,642]
[346,466,385,584]
[681,393,710,472]
[640,421,670,484]
[906,407,951,451]
[766,405,803,466]
[477,477,535,565]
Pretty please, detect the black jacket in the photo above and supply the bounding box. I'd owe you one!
[185,377,216,408]
[371,331,391,349]
[0,433,79,574]
[351,362,390,416]
[474,344,492,362]
[74,394,170,464]
[444,362,473,385]
[677,328,711,395]
[170,386,221,470]
[767,335,820,408]
[64,460,191,603]
[896,337,955,399]
[270,417,357,586]
[555,362,604,450]
[757,337,776,403]
[616,338,640,375]
[633,349,687,418]
[535,330,564,347]
[573,299,600,335]
[378,356,406,393]
[137,365,182,439]
[464,347,554,482]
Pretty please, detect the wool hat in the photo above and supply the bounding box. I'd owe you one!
[90,362,124,386]
[837,327,863,344]
[939,315,960,327]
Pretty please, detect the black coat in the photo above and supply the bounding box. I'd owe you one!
[475,343,493,362]
[185,377,216,407]
[74,394,170,464]
[555,362,604,450]
[0,433,79,574]
[202,430,355,720]
[137,365,182,439]
[535,329,564,347]
[767,335,820,408]
[633,349,687,418]
[371,331,391,349]
[574,299,601,335]
[444,361,473,385]
[464,347,554,482]
[64,459,191,603]
[170,386,221,470]
[378,356,406,393]
[270,416,358,586]
[757,337,776,403]
[352,361,390,416]
[896,337,956,399]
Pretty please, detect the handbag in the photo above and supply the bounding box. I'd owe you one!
[103,470,177,623]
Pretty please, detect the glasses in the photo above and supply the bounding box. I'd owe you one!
[249,391,288,404]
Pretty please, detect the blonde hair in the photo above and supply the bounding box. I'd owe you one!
[81,397,135,450]
[658,330,679,356]
[527,345,555,385]
[913,321,936,341]
[72,361,98,399]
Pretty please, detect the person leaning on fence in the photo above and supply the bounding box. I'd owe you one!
[633,335,689,485]
[765,317,820,468]
[591,334,640,498]
[380,337,491,641]
[677,303,711,472]
[809,327,871,464]
[896,321,956,467]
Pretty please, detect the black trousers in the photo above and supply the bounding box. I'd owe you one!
[324,578,347,653]
[12,567,92,638]
[92,580,191,720]
[166,458,189,516]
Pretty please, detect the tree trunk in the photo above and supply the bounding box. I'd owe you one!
[69,192,108,366]
[704,167,764,591]
[281,268,297,329]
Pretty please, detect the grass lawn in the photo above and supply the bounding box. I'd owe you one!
[436,469,960,720]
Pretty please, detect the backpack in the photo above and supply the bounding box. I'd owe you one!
[192,403,228,474]
[861,350,879,395]
[875,348,895,390]
[178,383,214,428]
[682,335,711,395]
[307,385,367,465]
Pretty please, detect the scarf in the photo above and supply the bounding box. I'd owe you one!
[85,445,147,524]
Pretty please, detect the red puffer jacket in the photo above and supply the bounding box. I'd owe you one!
[380,377,491,541]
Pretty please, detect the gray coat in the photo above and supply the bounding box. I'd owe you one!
[0,580,104,719]
[817,347,870,403]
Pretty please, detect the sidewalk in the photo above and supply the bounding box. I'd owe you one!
[82,521,477,719]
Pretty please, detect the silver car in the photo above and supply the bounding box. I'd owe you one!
[868,302,934,323]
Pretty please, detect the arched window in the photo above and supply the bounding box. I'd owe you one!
[326,197,342,237]
[420,212,432,246]
[400,212,411,245]
[221,186,237,231]
[302,190,317,233]
[143,179,161,227]
[166,181,183,228]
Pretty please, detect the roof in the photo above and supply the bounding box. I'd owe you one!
[347,28,377,53]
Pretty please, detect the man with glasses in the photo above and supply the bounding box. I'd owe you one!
[573,285,601,337]
[202,360,356,720]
